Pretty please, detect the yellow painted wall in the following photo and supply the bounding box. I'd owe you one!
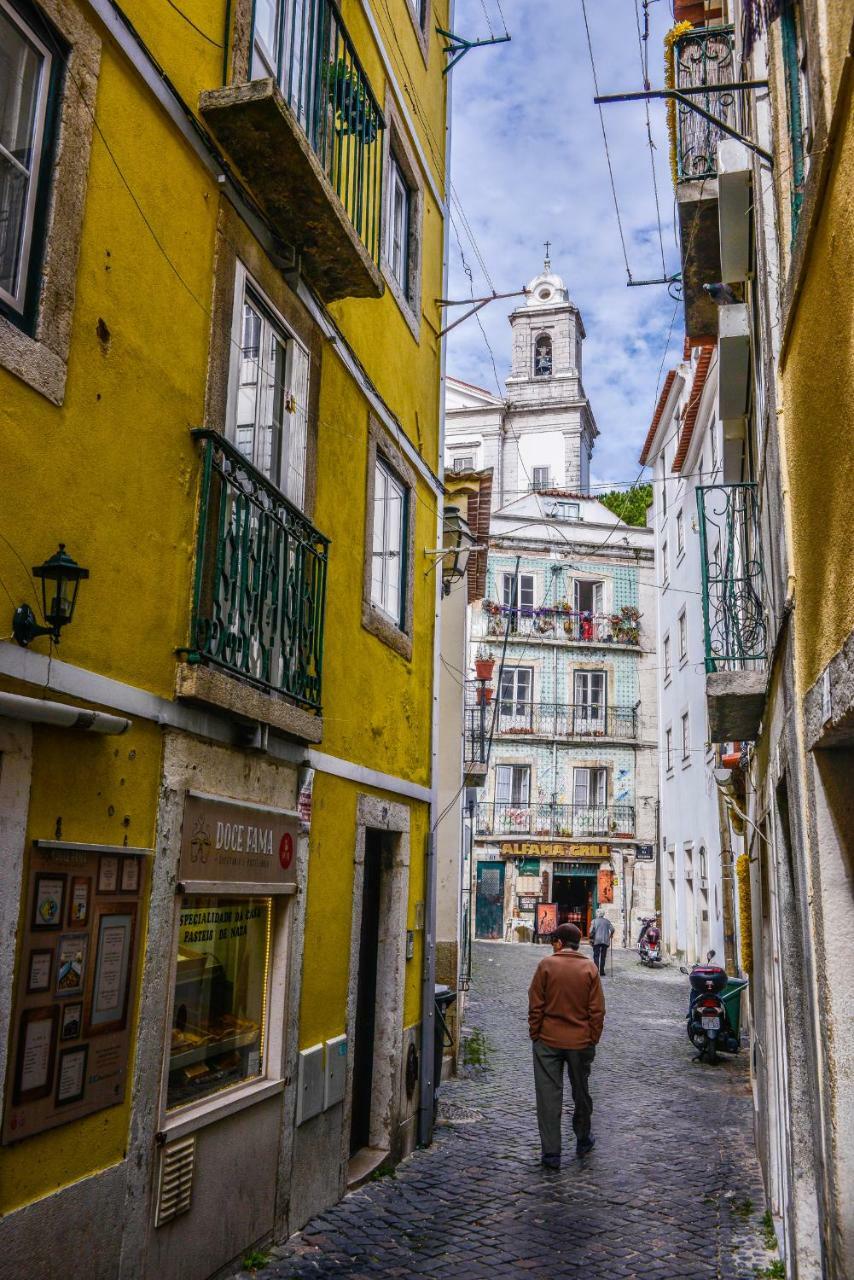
[780,72,854,695]
[0,716,161,1214]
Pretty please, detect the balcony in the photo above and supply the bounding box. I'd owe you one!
[671,25,736,336]
[493,702,638,742]
[463,704,491,788]
[697,483,767,741]
[479,604,641,647]
[178,430,329,740]
[476,802,636,840]
[200,0,385,302]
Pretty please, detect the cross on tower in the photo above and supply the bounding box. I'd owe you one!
[543,239,551,268]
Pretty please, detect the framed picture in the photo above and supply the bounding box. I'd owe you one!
[68,877,91,926]
[55,1045,88,1106]
[12,1005,59,1105]
[87,907,136,1035]
[26,949,53,994]
[31,873,66,931]
[119,857,139,894]
[60,1002,83,1042]
[97,856,119,894]
[55,934,88,998]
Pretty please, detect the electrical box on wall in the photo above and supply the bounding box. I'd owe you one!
[324,1035,347,1109]
[297,1043,324,1125]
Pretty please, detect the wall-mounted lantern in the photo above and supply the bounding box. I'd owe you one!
[13,544,89,647]
[425,506,477,596]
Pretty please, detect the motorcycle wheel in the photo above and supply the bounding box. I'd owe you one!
[704,1038,718,1064]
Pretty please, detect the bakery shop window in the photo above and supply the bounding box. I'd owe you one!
[167,896,272,1110]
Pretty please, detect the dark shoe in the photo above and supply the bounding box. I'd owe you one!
[576,1136,596,1158]
[541,1154,561,1170]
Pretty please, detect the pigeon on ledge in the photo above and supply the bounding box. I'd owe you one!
[703,282,739,305]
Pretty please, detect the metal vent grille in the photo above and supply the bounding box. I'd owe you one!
[155,1135,196,1227]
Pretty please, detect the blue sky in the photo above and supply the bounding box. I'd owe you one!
[445,0,682,488]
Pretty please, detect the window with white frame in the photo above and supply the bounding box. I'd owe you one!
[532,466,551,492]
[387,151,412,300]
[665,727,673,772]
[502,572,535,611]
[676,509,685,558]
[574,579,604,616]
[573,766,607,809]
[663,634,672,683]
[0,0,56,320]
[681,711,690,760]
[495,763,530,806]
[660,457,668,515]
[574,670,606,721]
[547,500,580,520]
[498,667,532,720]
[371,456,408,627]
[453,455,474,472]
[678,609,688,662]
[229,267,309,508]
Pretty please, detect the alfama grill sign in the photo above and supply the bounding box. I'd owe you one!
[499,842,611,860]
[179,793,299,888]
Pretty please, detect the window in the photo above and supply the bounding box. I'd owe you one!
[574,670,606,718]
[676,509,685,558]
[502,572,535,611]
[532,466,551,492]
[0,0,57,320]
[711,425,719,472]
[499,667,533,722]
[698,846,707,879]
[371,457,407,626]
[662,540,670,585]
[781,3,812,234]
[388,151,412,300]
[168,895,272,1110]
[574,579,604,617]
[663,634,672,683]
[660,458,668,515]
[229,268,309,507]
[665,727,673,772]
[495,764,530,806]
[534,333,552,377]
[678,609,688,663]
[546,500,580,520]
[453,455,474,472]
[573,766,607,808]
[681,712,690,761]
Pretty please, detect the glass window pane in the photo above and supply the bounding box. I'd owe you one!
[573,768,589,807]
[236,302,262,461]
[0,8,41,164]
[385,473,404,620]
[285,343,309,509]
[257,325,286,481]
[252,0,279,74]
[495,765,512,803]
[371,461,387,605]
[0,155,28,296]
[168,896,272,1110]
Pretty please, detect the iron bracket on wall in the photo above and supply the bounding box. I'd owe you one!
[436,27,511,74]
[593,84,773,166]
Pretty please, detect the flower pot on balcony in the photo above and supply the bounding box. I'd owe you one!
[476,686,493,706]
[475,659,495,681]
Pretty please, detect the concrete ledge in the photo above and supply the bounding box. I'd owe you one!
[706,668,766,742]
[718,304,750,420]
[175,662,323,743]
[803,626,854,750]
[676,181,721,338]
[200,79,384,302]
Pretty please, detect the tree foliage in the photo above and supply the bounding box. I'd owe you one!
[597,484,654,527]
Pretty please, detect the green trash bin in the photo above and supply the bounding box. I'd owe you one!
[722,977,749,1039]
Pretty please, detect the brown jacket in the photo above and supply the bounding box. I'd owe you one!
[528,949,606,1049]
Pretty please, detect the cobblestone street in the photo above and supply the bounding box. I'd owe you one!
[245,944,775,1280]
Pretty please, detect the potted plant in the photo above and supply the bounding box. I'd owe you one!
[324,58,379,143]
[474,645,495,681]
[476,685,493,706]
[611,605,641,645]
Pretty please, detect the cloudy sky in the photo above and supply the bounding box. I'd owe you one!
[445,0,682,488]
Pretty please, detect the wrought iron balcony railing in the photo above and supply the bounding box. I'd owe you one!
[674,25,737,181]
[492,702,638,741]
[257,0,385,263]
[186,430,329,711]
[476,802,636,839]
[697,483,767,673]
[464,704,492,769]
[480,605,641,647]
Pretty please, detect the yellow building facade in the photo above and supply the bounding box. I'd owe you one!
[0,0,449,1274]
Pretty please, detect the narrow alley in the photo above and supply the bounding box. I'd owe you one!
[240,944,774,1280]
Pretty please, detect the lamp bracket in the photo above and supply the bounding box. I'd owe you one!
[13,604,57,647]
[593,85,773,165]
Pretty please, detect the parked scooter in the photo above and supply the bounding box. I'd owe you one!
[637,916,662,966]
[680,950,744,1063]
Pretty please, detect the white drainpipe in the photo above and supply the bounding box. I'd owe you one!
[0,691,131,734]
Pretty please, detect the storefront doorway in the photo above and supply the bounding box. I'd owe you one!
[552,865,597,937]
[475,861,505,939]
[350,830,382,1156]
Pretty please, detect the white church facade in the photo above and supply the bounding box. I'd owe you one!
[446,261,659,947]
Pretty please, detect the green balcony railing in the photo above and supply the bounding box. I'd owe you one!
[674,25,737,181]
[697,483,767,673]
[187,430,329,711]
[250,0,385,263]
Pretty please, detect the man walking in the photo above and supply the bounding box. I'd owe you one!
[590,908,615,976]
[528,923,605,1168]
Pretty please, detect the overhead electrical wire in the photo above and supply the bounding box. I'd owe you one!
[632,0,668,276]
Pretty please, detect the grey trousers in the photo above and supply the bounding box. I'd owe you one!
[532,1039,596,1156]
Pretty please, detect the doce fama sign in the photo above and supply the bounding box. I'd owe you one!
[499,842,611,860]
[179,793,299,888]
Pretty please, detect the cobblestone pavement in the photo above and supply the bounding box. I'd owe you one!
[245,943,777,1280]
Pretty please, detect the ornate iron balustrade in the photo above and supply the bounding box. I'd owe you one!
[674,26,737,180]
[187,430,329,710]
[464,704,492,768]
[493,702,638,740]
[475,802,636,839]
[697,483,767,673]
[258,0,385,263]
[480,605,641,647]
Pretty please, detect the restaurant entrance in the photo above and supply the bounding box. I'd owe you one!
[552,864,598,938]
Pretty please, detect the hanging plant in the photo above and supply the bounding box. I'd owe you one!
[324,58,379,144]
[664,21,695,186]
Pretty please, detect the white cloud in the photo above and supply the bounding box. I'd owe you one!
[446,0,683,487]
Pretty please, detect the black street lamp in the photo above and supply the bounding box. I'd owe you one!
[13,544,90,646]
